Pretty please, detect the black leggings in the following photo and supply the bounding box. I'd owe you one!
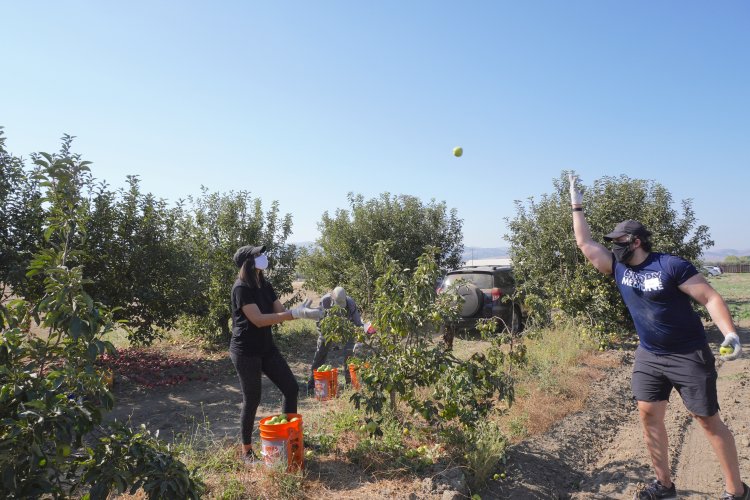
[229,349,299,445]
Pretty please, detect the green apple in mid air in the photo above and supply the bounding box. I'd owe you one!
[720,345,734,355]
[453,146,463,157]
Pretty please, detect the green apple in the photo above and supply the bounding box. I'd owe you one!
[290,417,299,422]
[402,428,409,436]
[493,473,500,480]
[720,345,734,355]
[305,450,314,458]
[453,146,463,157]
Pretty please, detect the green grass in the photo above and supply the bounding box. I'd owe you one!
[709,273,750,322]
[522,320,597,394]
[100,326,135,349]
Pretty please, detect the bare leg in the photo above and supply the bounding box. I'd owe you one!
[637,400,673,488]
[693,412,744,496]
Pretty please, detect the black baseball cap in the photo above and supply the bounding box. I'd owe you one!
[604,220,651,241]
[233,244,266,267]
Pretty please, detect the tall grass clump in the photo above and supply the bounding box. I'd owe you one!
[273,318,318,354]
[465,419,508,490]
[523,320,596,395]
[495,320,600,440]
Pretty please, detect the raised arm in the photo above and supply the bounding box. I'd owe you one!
[569,173,613,275]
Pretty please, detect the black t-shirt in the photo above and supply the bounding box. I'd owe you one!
[230,278,278,357]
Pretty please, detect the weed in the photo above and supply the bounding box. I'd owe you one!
[379,415,406,451]
[215,477,246,500]
[462,420,509,489]
[508,413,529,439]
[265,460,306,499]
[306,432,338,454]
[332,406,361,433]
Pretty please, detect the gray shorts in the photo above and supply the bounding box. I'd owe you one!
[631,344,719,417]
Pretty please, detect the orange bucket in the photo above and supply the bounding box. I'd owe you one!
[313,368,338,401]
[348,364,360,390]
[259,413,304,470]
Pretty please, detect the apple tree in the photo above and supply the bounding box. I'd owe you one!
[1,132,199,346]
[78,175,199,345]
[346,243,525,434]
[0,128,45,300]
[0,148,202,498]
[300,192,463,314]
[177,188,300,345]
[505,171,713,342]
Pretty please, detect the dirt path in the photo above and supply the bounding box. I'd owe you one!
[490,324,750,500]
[104,338,352,445]
[104,324,749,499]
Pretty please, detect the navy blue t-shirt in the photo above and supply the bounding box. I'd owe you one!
[612,252,706,355]
[230,278,278,357]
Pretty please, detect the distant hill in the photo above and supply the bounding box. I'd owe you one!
[290,242,746,264]
[462,247,509,261]
[702,248,750,263]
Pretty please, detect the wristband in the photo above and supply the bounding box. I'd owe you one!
[572,207,583,212]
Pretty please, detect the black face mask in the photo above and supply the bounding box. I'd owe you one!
[612,240,634,263]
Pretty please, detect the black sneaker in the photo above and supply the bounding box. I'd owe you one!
[241,449,259,465]
[635,480,677,499]
[721,482,750,500]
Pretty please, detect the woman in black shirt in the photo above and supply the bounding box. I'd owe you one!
[230,244,321,463]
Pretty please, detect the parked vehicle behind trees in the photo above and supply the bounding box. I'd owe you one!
[437,263,525,349]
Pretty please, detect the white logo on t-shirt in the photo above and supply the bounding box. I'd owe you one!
[621,269,663,292]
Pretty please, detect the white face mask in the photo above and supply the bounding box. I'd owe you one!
[254,253,269,270]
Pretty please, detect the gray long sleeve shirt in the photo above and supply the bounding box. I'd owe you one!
[317,293,364,328]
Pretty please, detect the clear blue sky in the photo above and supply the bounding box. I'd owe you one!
[3,1,749,250]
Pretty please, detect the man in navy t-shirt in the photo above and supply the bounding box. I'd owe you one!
[569,173,747,500]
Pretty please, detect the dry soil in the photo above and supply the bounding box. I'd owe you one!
[105,323,750,499]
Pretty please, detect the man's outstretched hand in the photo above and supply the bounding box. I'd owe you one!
[720,332,742,361]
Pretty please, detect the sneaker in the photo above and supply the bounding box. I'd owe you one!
[241,449,259,465]
[635,480,677,499]
[721,482,750,500]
